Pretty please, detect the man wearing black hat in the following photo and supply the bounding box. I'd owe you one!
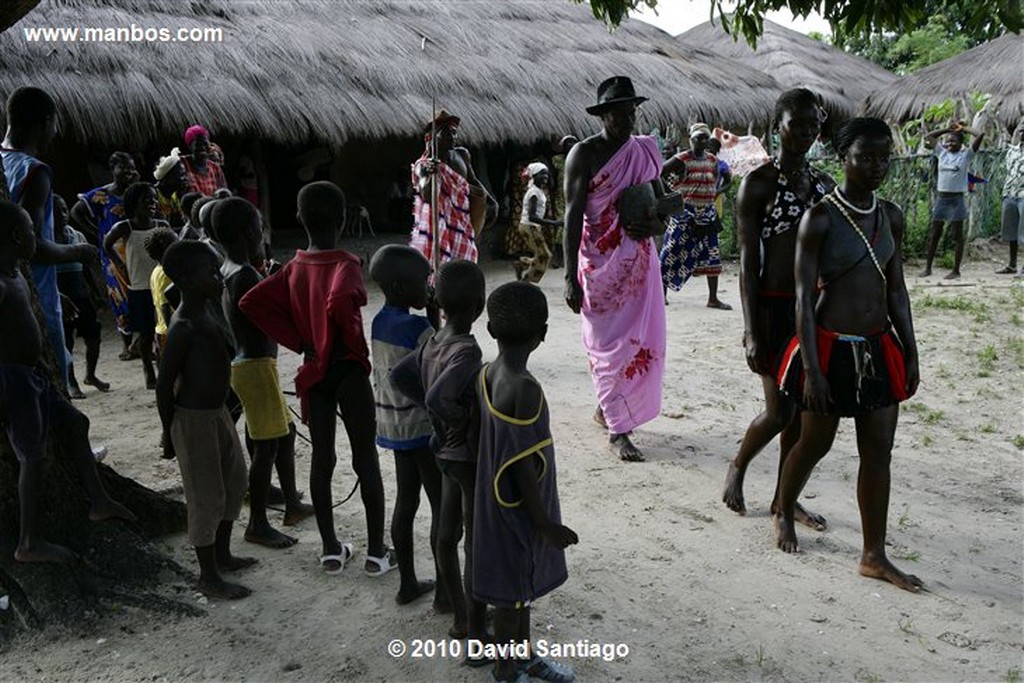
[563,76,667,463]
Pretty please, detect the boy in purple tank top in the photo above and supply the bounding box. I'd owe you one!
[473,281,578,683]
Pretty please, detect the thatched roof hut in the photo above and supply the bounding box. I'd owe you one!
[676,19,897,119]
[0,0,782,148]
[863,33,1024,129]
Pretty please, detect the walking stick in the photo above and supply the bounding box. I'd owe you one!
[430,95,440,277]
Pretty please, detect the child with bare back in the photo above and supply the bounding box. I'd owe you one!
[156,239,255,599]
[213,197,313,548]
[391,260,487,647]
[368,244,444,606]
[474,281,578,683]
[0,200,135,564]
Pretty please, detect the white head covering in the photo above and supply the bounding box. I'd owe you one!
[527,162,548,178]
[153,147,182,181]
[689,122,712,138]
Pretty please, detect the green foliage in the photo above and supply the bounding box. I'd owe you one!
[842,14,971,74]
[582,0,1021,47]
[977,344,998,376]
[917,294,990,322]
[834,0,1016,63]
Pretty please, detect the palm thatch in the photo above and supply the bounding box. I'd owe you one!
[676,19,897,119]
[0,0,782,149]
[863,33,1024,129]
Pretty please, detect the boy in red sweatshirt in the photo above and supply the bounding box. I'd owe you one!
[239,181,393,576]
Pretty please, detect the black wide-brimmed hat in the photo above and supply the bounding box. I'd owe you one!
[586,76,648,115]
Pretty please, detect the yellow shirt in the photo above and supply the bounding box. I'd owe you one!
[150,264,173,336]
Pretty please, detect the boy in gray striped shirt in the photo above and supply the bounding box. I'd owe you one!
[369,245,444,606]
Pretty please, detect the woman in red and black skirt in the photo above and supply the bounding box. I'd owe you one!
[774,117,922,593]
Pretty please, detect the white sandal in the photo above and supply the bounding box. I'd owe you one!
[364,547,398,577]
[319,543,354,575]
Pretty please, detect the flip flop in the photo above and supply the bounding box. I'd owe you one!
[996,266,1016,274]
[320,543,354,575]
[364,547,398,577]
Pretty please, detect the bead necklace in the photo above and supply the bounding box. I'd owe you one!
[825,193,886,283]
[833,186,876,215]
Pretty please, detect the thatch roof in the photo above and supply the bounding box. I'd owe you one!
[676,19,897,119]
[863,33,1024,129]
[0,0,782,149]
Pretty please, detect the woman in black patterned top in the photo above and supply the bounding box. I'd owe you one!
[723,89,834,528]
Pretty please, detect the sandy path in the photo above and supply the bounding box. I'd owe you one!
[2,245,1020,682]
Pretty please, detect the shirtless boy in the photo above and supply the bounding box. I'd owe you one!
[214,197,312,548]
[156,239,255,599]
[0,200,134,564]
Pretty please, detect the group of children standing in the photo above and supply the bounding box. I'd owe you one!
[130,179,579,682]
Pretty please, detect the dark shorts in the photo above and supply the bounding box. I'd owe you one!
[932,193,967,222]
[1001,196,1024,242]
[777,328,912,417]
[0,363,80,462]
[62,294,101,340]
[437,457,476,485]
[755,291,797,377]
[127,288,156,338]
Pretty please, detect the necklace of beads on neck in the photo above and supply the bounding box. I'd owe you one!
[825,194,886,283]
[833,187,877,215]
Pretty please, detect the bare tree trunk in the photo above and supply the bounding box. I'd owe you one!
[0,0,41,34]
[0,258,190,638]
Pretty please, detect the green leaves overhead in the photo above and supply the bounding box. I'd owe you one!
[579,0,1021,46]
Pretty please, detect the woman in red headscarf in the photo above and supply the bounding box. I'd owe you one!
[181,125,227,197]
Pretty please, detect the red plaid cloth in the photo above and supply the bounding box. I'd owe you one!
[182,157,227,197]
[410,155,477,266]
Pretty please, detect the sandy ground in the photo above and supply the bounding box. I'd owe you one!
[1,238,1021,682]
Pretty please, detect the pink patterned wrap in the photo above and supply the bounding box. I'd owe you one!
[578,135,666,434]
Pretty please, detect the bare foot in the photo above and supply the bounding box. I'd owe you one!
[859,552,924,593]
[244,524,297,549]
[774,513,799,553]
[396,579,435,605]
[89,499,137,523]
[610,433,644,462]
[218,555,259,572]
[83,375,111,392]
[283,502,315,526]
[266,485,286,507]
[707,299,733,310]
[794,502,827,531]
[918,268,931,277]
[722,461,746,515]
[433,595,454,614]
[593,407,607,429]
[15,540,78,564]
[944,270,961,280]
[771,500,827,531]
[197,576,251,600]
[69,384,86,400]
